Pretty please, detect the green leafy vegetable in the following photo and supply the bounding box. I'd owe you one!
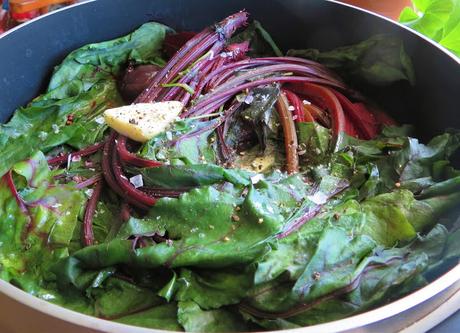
[287,35,416,86]
[178,301,248,333]
[0,22,170,177]
[0,151,85,294]
[1,14,459,333]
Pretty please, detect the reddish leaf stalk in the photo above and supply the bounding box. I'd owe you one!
[276,93,299,174]
[47,141,105,166]
[187,76,342,118]
[302,103,331,127]
[239,255,403,319]
[75,173,103,189]
[120,202,131,222]
[289,83,346,152]
[83,180,103,246]
[197,63,347,107]
[283,89,312,122]
[135,11,248,103]
[2,170,28,213]
[135,29,212,102]
[111,147,156,209]
[277,180,349,239]
[332,90,377,139]
[116,135,162,168]
[101,133,124,197]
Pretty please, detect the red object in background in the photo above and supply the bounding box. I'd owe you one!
[338,0,412,20]
[1,0,76,33]
[0,0,7,33]
[10,9,39,22]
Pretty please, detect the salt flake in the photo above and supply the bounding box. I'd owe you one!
[95,116,105,125]
[308,192,328,205]
[129,174,144,188]
[250,174,264,185]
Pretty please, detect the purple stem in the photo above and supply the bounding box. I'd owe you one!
[134,28,211,103]
[239,256,404,319]
[198,63,346,105]
[75,173,103,189]
[186,76,343,117]
[277,180,350,239]
[83,180,103,246]
[47,141,105,166]
[135,11,248,103]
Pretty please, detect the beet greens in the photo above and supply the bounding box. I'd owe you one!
[0,11,459,333]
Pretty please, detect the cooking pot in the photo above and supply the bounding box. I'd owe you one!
[0,0,459,332]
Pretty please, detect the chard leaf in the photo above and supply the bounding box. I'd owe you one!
[0,151,84,292]
[0,23,170,177]
[54,173,310,270]
[116,303,183,331]
[91,278,163,319]
[360,190,418,246]
[244,225,434,326]
[296,122,331,166]
[239,85,281,151]
[48,22,171,90]
[140,119,218,165]
[129,164,252,189]
[287,35,415,86]
[178,301,248,333]
[174,267,253,309]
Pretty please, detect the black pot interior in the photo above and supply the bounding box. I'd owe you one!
[0,0,459,141]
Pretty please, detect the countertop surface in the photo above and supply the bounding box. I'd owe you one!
[430,311,460,333]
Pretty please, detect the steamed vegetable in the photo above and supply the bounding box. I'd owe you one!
[0,11,459,333]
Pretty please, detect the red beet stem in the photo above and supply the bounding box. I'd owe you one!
[302,102,331,127]
[75,173,103,189]
[135,29,212,102]
[2,170,28,213]
[283,89,310,122]
[187,76,343,118]
[101,132,128,198]
[116,135,162,168]
[135,11,248,103]
[288,83,346,152]
[120,202,131,222]
[111,146,156,209]
[83,180,103,246]
[277,180,349,239]
[198,63,346,106]
[47,141,105,166]
[332,90,376,139]
[276,93,299,174]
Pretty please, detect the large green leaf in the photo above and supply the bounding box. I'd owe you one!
[243,225,434,327]
[287,35,415,86]
[116,303,183,331]
[172,267,254,309]
[0,22,170,177]
[130,164,251,189]
[178,301,248,333]
[140,119,219,165]
[0,151,84,294]
[48,22,171,90]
